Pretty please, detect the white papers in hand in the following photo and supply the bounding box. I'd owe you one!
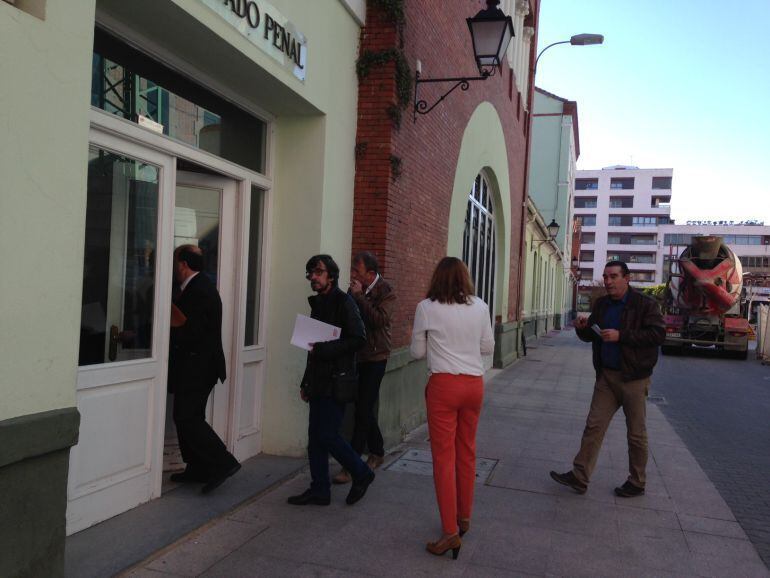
[290,314,341,351]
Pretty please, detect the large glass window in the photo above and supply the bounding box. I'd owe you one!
[79,147,159,366]
[245,186,265,346]
[91,29,266,173]
[574,197,597,209]
[610,177,634,190]
[575,178,598,190]
[576,215,596,227]
[463,174,496,317]
[609,196,633,208]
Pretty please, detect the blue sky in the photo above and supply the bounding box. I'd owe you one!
[535,0,770,224]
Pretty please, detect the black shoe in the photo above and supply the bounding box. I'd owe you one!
[170,469,209,484]
[614,481,645,497]
[201,462,241,494]
[346,469,375,505]
[287,489,331,506]
[549,470,587,494]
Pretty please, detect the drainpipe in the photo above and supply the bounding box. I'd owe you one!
[514,26,538,338]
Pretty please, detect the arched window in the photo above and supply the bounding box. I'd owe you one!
[462,173,496,319]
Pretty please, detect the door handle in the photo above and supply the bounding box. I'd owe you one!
[109,325,120,361]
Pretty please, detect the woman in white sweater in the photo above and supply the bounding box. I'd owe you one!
[410,257,495,559]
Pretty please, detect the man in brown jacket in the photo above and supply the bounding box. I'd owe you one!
[550,260,665,497]
[334,251,396,484]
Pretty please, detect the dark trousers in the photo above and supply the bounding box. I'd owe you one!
[308,396,370,497]
[173,390,238,477]
[351,360,387,457]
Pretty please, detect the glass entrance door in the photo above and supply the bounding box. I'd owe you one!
[68,133,175,535]
[172,172,237,440]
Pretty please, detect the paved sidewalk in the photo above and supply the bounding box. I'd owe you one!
[124,330,769,577]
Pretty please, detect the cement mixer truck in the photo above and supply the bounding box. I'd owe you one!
[662,235,750,359]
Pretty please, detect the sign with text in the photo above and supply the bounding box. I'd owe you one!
[199,0,307,82]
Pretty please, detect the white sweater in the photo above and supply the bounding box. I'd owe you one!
[410,296,495,376]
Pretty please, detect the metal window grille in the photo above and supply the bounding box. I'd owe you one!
[462,174,496,320]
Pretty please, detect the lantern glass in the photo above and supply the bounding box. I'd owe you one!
[467,8,514,74]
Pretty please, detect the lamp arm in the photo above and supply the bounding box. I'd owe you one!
[413,71,490,122]
[534,40,571,72]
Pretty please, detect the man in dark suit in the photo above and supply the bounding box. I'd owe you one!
[168,244,240,494]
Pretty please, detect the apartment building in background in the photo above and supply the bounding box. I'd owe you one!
[573,166,673,294]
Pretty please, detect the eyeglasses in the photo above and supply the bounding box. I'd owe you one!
[305,267,327,280]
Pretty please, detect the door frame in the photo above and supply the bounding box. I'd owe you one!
[68,109,273,534]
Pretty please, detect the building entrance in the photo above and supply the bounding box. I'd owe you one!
[67,126,264,534]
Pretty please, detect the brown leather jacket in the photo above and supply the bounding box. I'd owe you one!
[350,277,396,363]
[576,288,665,382]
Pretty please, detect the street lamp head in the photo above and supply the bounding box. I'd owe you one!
[467,0,515,76]
[546,219,560,239]
[570,34,604,46]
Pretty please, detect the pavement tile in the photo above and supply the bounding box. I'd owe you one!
[201,553,303,577]
[615,504,680,529]
[617,525,697,575]
[678,513,748,539]
[124,330,769,577]
[691,551,770,578]
[467,526,552,576]
[551,497,621,539]
[685,530,764,559]
[545,530,625,578]
[123,569,185,578]
[147,519,268,576]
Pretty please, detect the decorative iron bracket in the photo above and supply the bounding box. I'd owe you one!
[413,70,491,123]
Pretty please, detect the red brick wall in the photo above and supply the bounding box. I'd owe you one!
[353,0,539,348]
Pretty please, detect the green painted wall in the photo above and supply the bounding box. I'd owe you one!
[0,0,96,422]
[447,102,512,320]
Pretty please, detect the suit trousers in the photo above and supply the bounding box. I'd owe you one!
[426,373,484,536]
[173,390,238,477]
[572,368,650,488]
[350,360,387,457]
[308,396,370,497]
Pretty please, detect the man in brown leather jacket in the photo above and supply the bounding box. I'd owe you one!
[550,260,665,497]
[334,251,396,484]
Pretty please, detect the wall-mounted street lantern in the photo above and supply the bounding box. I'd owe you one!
[533,219,560,247]
[413,0,514,122]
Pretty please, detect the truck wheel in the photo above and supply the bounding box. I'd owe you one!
[662,345,679,356]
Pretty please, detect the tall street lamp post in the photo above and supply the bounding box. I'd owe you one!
[515,31,603,326]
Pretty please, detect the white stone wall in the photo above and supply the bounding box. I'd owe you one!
[574,166,673,286]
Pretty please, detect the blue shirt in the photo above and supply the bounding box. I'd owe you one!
[600,291,628,370]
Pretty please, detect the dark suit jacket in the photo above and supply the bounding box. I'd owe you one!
[300,286,366,399]
[168,273,227,394]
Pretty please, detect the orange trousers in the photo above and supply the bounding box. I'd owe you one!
[426,373,484,535]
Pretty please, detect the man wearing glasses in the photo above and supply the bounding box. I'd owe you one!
[287,254,375,506]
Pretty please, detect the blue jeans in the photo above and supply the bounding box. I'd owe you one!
[308,396,370,496]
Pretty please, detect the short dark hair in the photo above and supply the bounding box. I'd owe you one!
[177,247,204,272]
[306,254,339,285]
[426,257,475,305]
[352,251,379,274]
[604,260,630,276]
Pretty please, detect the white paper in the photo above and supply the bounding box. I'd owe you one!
[290,314,341,351]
